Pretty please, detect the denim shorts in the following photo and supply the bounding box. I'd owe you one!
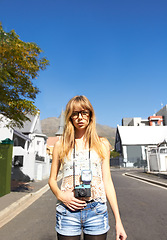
[55,201,110,236]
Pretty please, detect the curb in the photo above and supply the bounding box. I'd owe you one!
[0,184,50,229]
[124,173,167,188]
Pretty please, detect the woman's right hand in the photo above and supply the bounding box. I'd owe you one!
[59,189,87,211]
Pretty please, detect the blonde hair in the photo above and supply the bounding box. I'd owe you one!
[59,95,109,161]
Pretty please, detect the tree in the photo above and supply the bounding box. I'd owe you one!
[0,23,49,127]
[110,150,120,158]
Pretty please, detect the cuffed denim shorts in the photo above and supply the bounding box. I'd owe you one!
[55,201,110,236]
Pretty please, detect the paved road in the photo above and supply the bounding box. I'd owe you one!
[110,169,167,240]
[0,170,167,240]
[0,188,57,240]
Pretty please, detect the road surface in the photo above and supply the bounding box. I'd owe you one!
[0,170,167,240]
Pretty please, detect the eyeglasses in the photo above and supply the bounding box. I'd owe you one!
[71,110,90,119]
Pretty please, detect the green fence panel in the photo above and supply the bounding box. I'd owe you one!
[0,139,13,197]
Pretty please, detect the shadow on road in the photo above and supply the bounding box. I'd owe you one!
[11,166,33,192]
[11,180,34,192]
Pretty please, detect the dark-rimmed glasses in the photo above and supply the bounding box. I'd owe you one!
[71,110,90,119]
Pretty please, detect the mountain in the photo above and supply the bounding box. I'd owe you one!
[41,117,60,137]
[96,123,116,147]
[41,117,116,148]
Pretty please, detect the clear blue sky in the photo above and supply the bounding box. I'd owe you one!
[1,0,167,127]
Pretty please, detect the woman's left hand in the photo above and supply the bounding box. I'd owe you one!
[115,221,127,240]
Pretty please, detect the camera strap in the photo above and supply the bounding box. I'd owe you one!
[73,139,91,189]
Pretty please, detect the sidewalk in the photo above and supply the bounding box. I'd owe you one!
[0,178,50,228]
[0,178,49,213]
[124,169,167,188]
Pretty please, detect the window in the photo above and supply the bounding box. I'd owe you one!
[14,156,23,167]
[155,121,158,126]
[160,148,167,154]
[151,149,157,154]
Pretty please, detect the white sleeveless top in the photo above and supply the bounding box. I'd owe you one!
[61,149,107,203]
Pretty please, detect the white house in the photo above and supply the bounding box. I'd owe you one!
[146,141,167,172]
[0,114,13,141]
[115,125,167,168]
[13,112,50,181]
[0,113,50,181]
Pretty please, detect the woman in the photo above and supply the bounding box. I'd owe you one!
[49,95,127,240]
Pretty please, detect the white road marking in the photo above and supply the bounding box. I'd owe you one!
[123,173,167,190]
[0,184,50,228]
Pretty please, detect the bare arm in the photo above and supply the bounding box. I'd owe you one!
[48,141,62,200]
[48,141,86,211]
[101,139,127,240]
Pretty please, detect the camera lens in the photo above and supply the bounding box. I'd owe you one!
[79,189,87,197]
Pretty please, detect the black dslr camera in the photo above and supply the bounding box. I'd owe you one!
[74,170,92,198]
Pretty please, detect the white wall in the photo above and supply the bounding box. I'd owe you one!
[122,146,127,162]
[0,115,13,141]
[11,131,50,181]
[35,154,51,180]
[23,134,49,180]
